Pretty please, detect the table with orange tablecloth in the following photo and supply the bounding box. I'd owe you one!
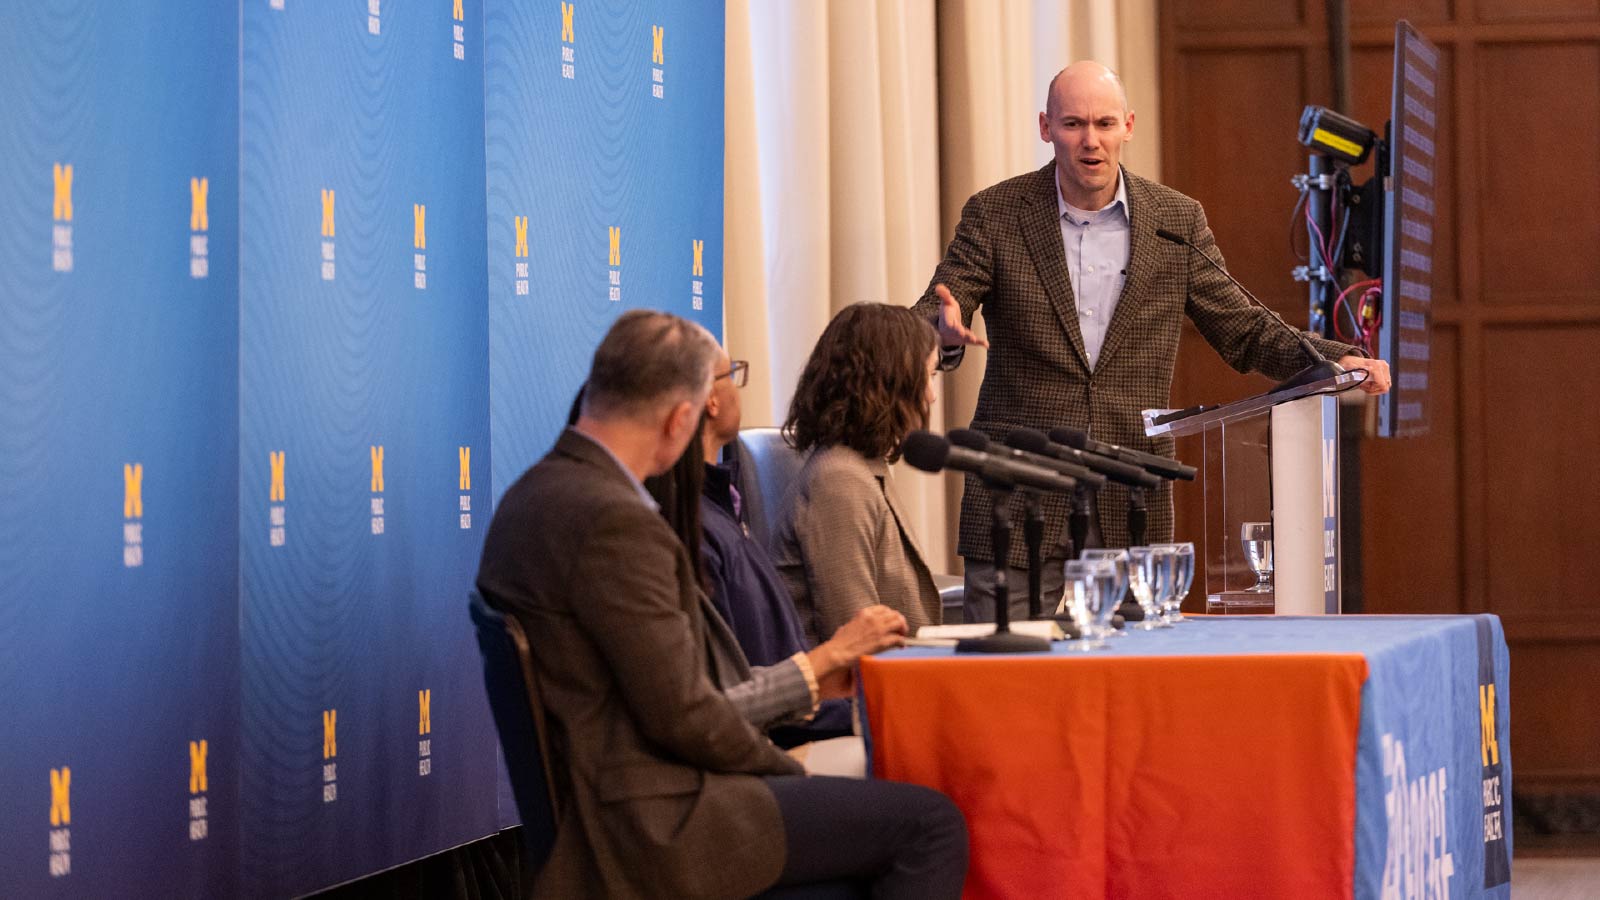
[858,615,1513,899]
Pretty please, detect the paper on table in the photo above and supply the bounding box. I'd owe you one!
[915,620,1064,641]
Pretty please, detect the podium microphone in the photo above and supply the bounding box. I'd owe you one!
[950,429,1105,489]
[1154,227,1345,393]
[1006,428,1158,490]
[1049,427,1197,482]
[902,431,1077,494]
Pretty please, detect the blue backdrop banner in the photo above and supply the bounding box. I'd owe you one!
[0,1,725,896]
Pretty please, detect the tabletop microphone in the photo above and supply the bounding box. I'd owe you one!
[951,429,1106,490]
[1006,427,1159,490]
[902,431,1077,494]
[1049,426,1197,482]
[1154,227,1345,392]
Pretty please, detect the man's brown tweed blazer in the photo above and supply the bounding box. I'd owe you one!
[915,163,1354,567]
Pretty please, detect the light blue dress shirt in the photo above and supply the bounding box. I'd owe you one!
[1055,167,1131,371]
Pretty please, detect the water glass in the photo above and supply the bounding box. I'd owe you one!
[1151,542,1195,623]
[1061,559,1118,650]
[1079,549,1131,637]
[1125,546,1169,630]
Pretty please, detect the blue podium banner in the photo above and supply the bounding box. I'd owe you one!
[0,1,725,896]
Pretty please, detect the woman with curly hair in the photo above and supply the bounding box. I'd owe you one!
[772,303,943,643]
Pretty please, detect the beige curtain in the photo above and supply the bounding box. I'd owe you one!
[725,0,1159,572]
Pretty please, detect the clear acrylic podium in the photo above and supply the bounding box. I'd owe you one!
[1142,371,1367,615]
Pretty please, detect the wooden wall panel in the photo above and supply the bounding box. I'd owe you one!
[1477,42,1600,302]
[1482,325,1600,613]
[1171,50,1314,308]
[1172,0,1306,30]
[1351,0,1454,26]
[1476,0,1600,23]
[1506,643,1600,790]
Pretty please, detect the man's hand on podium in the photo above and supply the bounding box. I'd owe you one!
[1338,355,1391,394]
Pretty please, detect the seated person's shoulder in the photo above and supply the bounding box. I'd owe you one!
[799,445,878,489]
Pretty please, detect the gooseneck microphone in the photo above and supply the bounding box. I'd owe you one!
[901,431,1077,494]
[1006,428,1158,490]
[1154,227,1346,393]
[1050,426,1197,482]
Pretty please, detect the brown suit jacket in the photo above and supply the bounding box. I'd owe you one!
[770,445,941,643]
[476,429,803,900]
[915,164,1354,566]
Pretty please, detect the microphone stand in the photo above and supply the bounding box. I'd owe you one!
[956,484,1051,654]
[1023,491,1044,620]
[1068,486,1091,561]
[1118,487,1150,622]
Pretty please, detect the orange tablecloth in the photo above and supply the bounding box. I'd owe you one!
[860,650,1367,898]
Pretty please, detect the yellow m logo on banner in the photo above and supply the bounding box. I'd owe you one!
[189,740,208,794]
[321,189,336,237]
[692,239,704,277]
[191,177,209,232]
[370,445,384,493]
[419,689,432,735]
[123,463,144,519]
[453,0,463,21]
[50,767,71,827]
[323,709,337,759]
[270,451,286,502]
[1479,683,1499,766]
[458,446,471,490]
[651,25,664,65]
[53,163,73,222]
[514,216,529,258]
[608,226,621,267]
[560,2,574,42]
[413,204,426,250]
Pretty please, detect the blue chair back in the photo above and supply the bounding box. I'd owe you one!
[732,427,806,551]
[469,592,558,873]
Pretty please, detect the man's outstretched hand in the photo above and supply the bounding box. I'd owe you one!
[933,284,988,348]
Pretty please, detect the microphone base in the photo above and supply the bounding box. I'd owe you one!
[955,630,1052,654]
[1273,359,1345,394]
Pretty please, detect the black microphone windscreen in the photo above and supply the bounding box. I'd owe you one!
[948,428,989,451]
[1154,228,1185,245]
[900,431,950,473]
[1049,427,1089,451]
[1005,427,1051,455]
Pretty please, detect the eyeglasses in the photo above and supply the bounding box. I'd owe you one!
[716,360,750,388]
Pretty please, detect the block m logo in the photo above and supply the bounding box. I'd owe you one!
[320,189,336,237]
[190,177,209,232]
[458,446,471,490]
[608,226,621,267]
[189,740,208,794]
[692,239,704,277]
[53,163,73,222]
[124,463,144,519]
[452,0,463,21]
[514,216,529,258]
[651,25,664,65]
[560,2,574,42]
[370,445,384,493]
[419,689,431,735]
[50,767,71,827]
[322,709,338,759]
[269,451,286,502]
[1322,438,1337,519]
[1479,683,1500,766]
[413,204,426,250]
